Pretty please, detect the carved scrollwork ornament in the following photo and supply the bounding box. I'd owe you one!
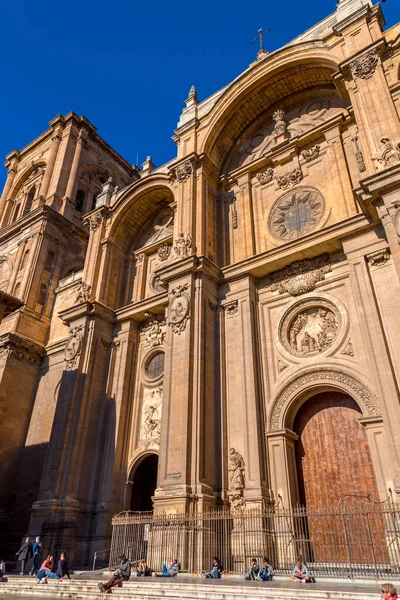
[276,167,303,190]
[350,49,380,80]
[273,109,287,136]
[301,145,320,163]
[367,249,390,267]
[222,300,239,317]
[256,168,274,185]
[175,160,193,183]
[267,254,331,297]
[90,213,102,231]
[64,325,84,370]
[168,284,191,334]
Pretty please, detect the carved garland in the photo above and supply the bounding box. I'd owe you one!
[64,325,84,370]
[269,367,380,431]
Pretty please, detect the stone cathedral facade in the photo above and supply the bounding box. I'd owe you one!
[1,0,400,565]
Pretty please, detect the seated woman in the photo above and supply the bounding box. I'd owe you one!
[291,561,310,583]
[137,561,152,577]
[243,558,259,580]
[36,556,54,583]
[204,557,223,579]
[55,553,71,581]
[159,558,180,577]
[258,557,274,581]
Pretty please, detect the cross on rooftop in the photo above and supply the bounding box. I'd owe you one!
[251,28,271,53]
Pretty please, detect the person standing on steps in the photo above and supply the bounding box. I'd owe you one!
[29,536,43,576]
[16,537,33,576]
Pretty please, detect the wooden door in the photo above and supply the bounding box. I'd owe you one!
[294,392,386,564]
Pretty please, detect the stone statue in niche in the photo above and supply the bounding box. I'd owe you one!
[289,307,339,356]
[75,281,91,304]
[372,137,400,170]
[174,232,191,259]
[228,448,245,509]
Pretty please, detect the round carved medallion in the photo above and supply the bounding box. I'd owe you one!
[269,187,325,241]
[279,298,341,358]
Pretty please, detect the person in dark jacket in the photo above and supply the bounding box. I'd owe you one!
[29,537,43,576]
[56,553,71,581]
[98,554,131,593]
[16,537,33,576]
[204,557,223,579]
[243,558,259,580]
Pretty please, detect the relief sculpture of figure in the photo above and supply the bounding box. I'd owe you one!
[141,401,161,439]
[228,448,245,490]
[373,137,400,170]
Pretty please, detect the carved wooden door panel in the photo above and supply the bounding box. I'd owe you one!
[294,392,387,564]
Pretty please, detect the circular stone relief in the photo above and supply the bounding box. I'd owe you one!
[269,187,325,241]
[279,298,342,358]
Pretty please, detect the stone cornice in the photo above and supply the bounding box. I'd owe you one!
[0,332,44,364]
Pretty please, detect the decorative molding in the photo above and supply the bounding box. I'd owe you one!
[279,298,342,359]
[64,325,84,370]
[157,243,171,262]
[367,249,390,267]
[273,109,287,136]
[301,145,320,163]
[136,253,145,264]
[75,281,91,304]
[141,315,166,347]
[270,367,380,431]
[168,283,191,334]
[278,359,289,373]
[350,49,380,80]
[372,137,400,170]
[90,213,102,231]
[222,299,239,318]
[173,232,191,260]
[276,166,303,190]
[256,168,275,185]
[0,333,43,366]
[266,254,331,297]
[228,448,245,510]
[341,340,354,357]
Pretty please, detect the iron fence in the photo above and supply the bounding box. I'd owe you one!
[110,500,400,579]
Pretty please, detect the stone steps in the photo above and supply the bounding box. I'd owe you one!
[0,577,380,600]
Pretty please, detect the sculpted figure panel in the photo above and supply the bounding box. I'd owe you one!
[280,299,341,358]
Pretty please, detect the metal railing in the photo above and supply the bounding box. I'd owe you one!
[110,499,400,579]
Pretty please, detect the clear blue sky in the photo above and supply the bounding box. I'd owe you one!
[0,0,398,189]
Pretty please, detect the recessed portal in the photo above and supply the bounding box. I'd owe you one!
[130,454,158,512]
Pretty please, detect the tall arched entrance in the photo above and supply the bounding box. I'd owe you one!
[293,391,386,564]
[129,454,158,512]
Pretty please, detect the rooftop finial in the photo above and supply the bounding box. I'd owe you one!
[251,27,271,60]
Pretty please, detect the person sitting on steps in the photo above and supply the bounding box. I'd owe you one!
[258,557,274,581]
[136,561,152,577]
[36,556,54,584]
[291,560,311,583]
[98,553,131,593]
[158,558,180,577]
[243,558,259,580]
[204,557,223,579]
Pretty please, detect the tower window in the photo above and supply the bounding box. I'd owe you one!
[75,189,86,213]
[24,186,36,215]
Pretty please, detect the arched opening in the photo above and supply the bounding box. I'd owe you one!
[24,186,36,215]
[129,454,158,512]
[293,391,385,564]
[75,189,86,213]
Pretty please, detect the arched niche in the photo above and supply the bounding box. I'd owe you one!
[200,46,345,172]
[127,452,159,512]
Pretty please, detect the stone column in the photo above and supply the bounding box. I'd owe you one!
[324,124,356,219]
[131,253,147,303]
[0,153,20,224]
[64,129,86,200]
[40,130,63,199]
